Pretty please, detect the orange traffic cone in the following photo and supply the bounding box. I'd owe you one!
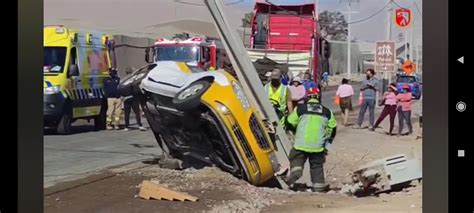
[358,92,363,106]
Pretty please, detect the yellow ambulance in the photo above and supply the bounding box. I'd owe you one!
[43,25,116,134]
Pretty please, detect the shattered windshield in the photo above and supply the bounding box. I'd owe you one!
[44,47,67,73]
[155,45,200,62]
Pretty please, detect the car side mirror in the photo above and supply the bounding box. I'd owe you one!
[68,64,79,77]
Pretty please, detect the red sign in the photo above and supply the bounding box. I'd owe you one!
[395,8,412,28]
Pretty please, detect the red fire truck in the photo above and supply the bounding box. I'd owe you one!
[149,33,228,70]
[246,1,328,87]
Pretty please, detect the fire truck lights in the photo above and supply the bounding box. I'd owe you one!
[155,37,205,44]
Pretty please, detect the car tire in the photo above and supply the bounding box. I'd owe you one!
[94,100,107,131]
[57,110,72,135]
[172,80,211,111]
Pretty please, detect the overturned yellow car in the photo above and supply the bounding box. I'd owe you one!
[118,61,280,185]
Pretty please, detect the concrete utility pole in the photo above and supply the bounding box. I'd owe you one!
[384,0,393,94]
[347,2,352,80]
[414,39,418,73]
[343,0,359,80]
[410,23,414,61]
[405,30,408,60]
[384,0,397,96]
[316,0,319,20]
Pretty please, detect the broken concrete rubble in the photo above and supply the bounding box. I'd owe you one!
[351,154,422,193]
[336,154,422,197]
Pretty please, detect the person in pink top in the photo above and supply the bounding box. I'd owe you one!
[370,83,398,135]
[396,84,413,135]
[336,78,354,126]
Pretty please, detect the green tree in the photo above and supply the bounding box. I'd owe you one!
[319,11,348,41]
[241,12,253,28]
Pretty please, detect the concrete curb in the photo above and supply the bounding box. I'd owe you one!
[44,159,155,196]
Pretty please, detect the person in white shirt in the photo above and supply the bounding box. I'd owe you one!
[336,78,354,126]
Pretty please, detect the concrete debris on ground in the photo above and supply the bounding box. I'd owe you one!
[44,101,422,212]
[129,166,302,212]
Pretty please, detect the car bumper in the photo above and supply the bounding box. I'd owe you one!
[43,93,65,122]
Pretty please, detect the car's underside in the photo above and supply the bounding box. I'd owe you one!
[138,91,246,179]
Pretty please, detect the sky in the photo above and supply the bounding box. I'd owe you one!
[231,0,422,43]
[44,0,422,44]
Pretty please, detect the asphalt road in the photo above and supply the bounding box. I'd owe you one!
[44,118,162,188]
[43,85,362,188]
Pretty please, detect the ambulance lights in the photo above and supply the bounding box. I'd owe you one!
[55,28,65,34]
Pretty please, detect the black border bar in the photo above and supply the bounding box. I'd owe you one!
[448,0,473,211]
[18,0,44,212]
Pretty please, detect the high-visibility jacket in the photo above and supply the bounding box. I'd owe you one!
[287,99,337,153]
[265,83,288,112]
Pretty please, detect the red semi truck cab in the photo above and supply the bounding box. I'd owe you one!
[248,2,325,85]
[152,34,228,70]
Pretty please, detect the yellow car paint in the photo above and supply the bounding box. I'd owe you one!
[200,70,276,185]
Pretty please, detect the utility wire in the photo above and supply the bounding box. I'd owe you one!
[266,0,390,25]
[174,0,244,7]
[414,1,422,16]
[392,0,416,9]
[347,0,391,24]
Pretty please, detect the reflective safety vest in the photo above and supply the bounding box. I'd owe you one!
[286,99,337,153]
[265,83,288,112]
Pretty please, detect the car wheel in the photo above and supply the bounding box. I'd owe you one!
[57,110,72,135]
[172,80,211,111]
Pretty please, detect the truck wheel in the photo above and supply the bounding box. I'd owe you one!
[57,111,72,135]
[94,102,107,131]
[172,80,211,111]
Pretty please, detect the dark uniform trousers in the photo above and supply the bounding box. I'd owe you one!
[288,148,326,185]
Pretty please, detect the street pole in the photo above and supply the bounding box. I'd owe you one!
[347,2,352,80]
[415,39,418,74]
[342,0,359,80]
[385,1,393,86]
[405,30,408,60]
[410,25,414,61]
[316,0,319,20]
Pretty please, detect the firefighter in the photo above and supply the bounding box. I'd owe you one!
[284,88,337,192]
[264,69,294,119]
